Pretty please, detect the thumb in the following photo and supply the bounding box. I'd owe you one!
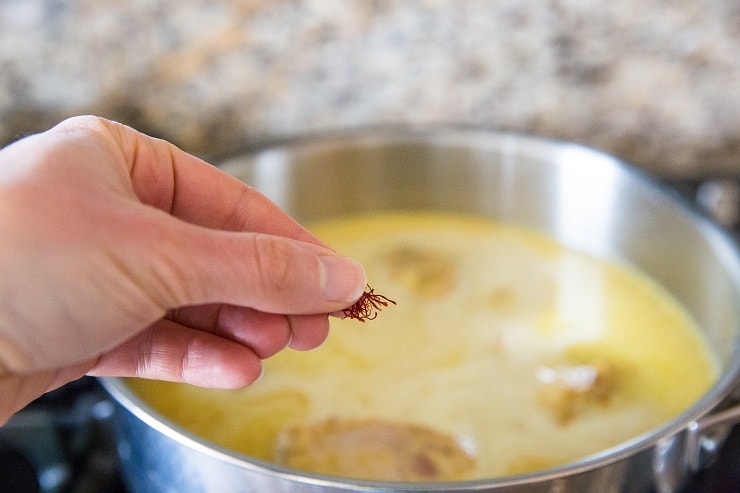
[149,221,367,315]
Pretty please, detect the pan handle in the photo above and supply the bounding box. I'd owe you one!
[685,402,740,472]
[653,397,740,493]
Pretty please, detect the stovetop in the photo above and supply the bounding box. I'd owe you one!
[0,378,126,493]
[1,176,738,493]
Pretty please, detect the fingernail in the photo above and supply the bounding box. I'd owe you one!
[253,365,265,385]
[319,255,367,303]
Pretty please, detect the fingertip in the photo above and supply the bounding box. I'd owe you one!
[287,314,331,351]
[319,254,367,304]
[216,306,293,360]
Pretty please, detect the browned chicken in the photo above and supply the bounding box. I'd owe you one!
[536,361,614,425]
[274,417,476,481]
[381,245,456,298]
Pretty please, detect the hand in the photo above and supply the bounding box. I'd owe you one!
[0,116,366,422]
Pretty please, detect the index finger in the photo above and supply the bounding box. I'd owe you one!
[52,116,323,245]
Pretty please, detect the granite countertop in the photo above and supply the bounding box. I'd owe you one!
[0,0,738,177]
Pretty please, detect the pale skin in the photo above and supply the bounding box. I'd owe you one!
[0,116,367,424]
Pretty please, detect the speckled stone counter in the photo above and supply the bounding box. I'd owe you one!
[0,0,738,177]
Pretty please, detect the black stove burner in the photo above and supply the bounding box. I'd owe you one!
[0,378,126,493]
[689,424,740,493]
[1,176,738,493]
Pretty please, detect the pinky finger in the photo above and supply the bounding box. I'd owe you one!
[88,319,263,388]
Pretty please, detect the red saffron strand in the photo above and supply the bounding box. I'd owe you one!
[342,285,397,322]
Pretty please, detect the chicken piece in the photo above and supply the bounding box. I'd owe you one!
[382,245,456,298]
[274,417,476,481]
[536,361,614,426]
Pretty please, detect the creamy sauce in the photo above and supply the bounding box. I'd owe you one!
[128,212,717,479]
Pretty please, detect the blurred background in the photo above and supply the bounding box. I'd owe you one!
[0,0,738,178]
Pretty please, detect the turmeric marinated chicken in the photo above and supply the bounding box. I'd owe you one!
[274,417,476,481]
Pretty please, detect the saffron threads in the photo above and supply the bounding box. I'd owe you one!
[343,285,397,322]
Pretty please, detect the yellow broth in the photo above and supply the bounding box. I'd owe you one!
[128,212,717,479]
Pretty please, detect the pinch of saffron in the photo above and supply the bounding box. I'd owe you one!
[342,285,397,322]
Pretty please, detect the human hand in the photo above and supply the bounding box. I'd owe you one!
[0,116,366,422]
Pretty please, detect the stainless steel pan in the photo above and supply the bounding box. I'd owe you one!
[102,129,740,493]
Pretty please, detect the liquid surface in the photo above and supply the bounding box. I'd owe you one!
[128,212,717,480]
